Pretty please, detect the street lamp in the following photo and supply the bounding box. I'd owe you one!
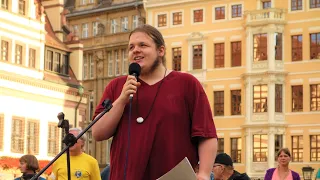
[302,166,314,180]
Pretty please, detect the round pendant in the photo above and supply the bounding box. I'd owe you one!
[136,117,144,123]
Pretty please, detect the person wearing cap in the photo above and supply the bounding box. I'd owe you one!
[212,153,250,180]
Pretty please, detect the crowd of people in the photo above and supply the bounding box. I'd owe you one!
[13,24,306,180]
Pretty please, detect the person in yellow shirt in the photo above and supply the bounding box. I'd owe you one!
[51,128,101,180]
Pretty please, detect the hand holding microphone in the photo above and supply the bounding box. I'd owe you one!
[119,63,141,103]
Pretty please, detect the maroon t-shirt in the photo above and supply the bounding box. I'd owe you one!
[94,71,217,180]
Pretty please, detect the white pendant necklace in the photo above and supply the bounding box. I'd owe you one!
[136,117,144,123]
[136,68,167,124]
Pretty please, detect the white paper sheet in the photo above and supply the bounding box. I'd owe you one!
[157,157,197,180]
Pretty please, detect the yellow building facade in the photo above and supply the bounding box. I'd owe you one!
[145,0,320,178]
[0,0,87,178]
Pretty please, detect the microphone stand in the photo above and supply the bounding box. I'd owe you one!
[31,99,113,180]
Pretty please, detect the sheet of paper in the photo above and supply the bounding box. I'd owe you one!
[157,157,197,180]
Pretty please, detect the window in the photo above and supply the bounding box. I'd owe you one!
[53,52,60,73]
[111,19,117,34]
[214,91,224,116]
[231,138,242,163]
[80,0,85,5]
[291,0,302,10]
[89,54,94,79]
[18,0,25,15]
[275,33,282,60]
[292,35,302,61]
[262,1,271,9]
[253,134,268,162]
[46,50,53,70]
[45,49,69,75]
[122,49,128,75]
[29,48,36,68]
[310,84,320,111]
[108,51,113,76]
[231,4,242,18]
[157,14,167,27]
[253,85,268,113]
[193,9,203,23]
[231,90,241,115]
[310,33,320,59]
[83,55,88,79]
[11,117,25,153]
[231,41,241,67]
[26,120,39,154]
[253,34,268,61]
[215,7,225,20]
[1,40,9,61]
[48,123,59,156]
[310,0,320,8]
[173,12,182,25]
[310,135,320,161]
[92,22,98,36]
[172,47,181,71]
[218,138,224,154]
[88,0,93,3]
[89,94,94,121]
[15,44,23,64]
[72,25,79,37]
[292,136,303,162]
[61,55,68,75]
[1,0,8,9]
[192,45,202,69]
[214,43,224,68]
[115,50,120,76]
[275,84,283,112]
[132,15,139,29]
[292,85,303,112]
[82,23,88,38]
[275,135,283,160]
[121,17,128,32]
[0,115,3,151]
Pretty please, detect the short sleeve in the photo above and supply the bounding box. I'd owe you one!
[186,75,217,138]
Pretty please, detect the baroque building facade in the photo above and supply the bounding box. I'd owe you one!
[0,0,87,178]
[144,0,320,178]
[65,0,145,167]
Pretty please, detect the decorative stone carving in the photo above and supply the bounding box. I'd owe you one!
[97,23,105,36]
[187,32,205,41]
[252,162,268,172]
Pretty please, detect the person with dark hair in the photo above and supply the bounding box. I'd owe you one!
[14,154,46,180]
[264,148,300,180]
[92,24,218,180]
[212,153,250,180]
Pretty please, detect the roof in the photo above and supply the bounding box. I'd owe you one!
[44,14,71,52]
[65,0,143,17]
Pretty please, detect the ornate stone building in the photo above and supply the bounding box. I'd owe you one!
[64,0,145,166]
[145,0,320,178]
[0,0,86,178]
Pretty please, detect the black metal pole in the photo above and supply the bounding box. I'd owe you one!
[31,99,113,180]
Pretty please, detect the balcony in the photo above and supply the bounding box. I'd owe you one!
[244,8,286,27]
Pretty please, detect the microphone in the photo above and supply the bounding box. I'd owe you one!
[128,63,141,99]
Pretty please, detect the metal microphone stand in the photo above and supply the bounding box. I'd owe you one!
[31,99,113,180]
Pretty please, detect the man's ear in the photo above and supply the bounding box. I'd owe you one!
[158,45,165,57]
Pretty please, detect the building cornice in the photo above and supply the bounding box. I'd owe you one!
[0,72,89,98]
[66,1,143,18]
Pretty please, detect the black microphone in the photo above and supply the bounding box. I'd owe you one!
[128,63,141,99]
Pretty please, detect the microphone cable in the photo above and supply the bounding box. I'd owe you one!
[123,96,133,180]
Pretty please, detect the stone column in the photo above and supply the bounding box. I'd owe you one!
[246,28,253,73]
[268,32,275,71]
[245,130,252,175]
[268,82,275,123]
[268,129,275,168]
